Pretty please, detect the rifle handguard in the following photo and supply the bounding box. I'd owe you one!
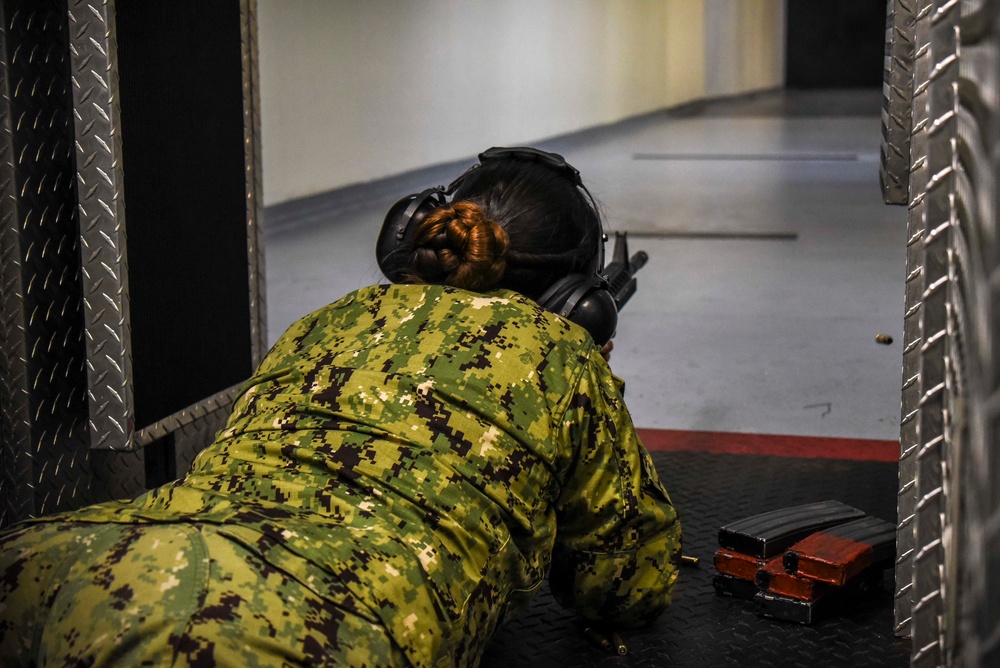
[601,232,648,311]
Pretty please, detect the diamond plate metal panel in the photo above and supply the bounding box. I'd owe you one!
[0,0,36,528]
[951,2,1000,665]
[67,0,134,452]
[65,0,263,458]
[242,0,267,369]
[0,0,146,528]
[882,0,918,205]
[171,394,233,477]
[911,1,961,665]
[1,0,93,522]
[134,384,239,448]
[61,0,267,460]
[895,0,935,641]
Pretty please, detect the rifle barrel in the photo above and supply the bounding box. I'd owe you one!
[629,251,649,273]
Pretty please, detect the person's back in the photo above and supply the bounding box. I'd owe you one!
[0,148,680,667]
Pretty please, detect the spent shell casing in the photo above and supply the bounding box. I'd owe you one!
[875,333,893,345]
[611,631,628,655]
[680,555,700,567]
[583,627,612,652]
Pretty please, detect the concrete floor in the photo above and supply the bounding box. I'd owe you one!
[264,89,906,442]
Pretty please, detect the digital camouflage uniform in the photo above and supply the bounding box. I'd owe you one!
[0,284,681,667]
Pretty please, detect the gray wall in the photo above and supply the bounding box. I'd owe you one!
[258,0,786,205]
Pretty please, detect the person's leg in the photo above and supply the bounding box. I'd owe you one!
[2,519,410,666]
[174,525,411,667]
[39,522,208,665]
[0,521,208,666]
[0,521,104,666]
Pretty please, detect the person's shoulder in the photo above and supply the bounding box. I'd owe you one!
[345,283,597,349]
[494,289,598,347]
[312,283,397,314]
[460,287,598,349]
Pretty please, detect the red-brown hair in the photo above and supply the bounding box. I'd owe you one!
[406,201,510,292]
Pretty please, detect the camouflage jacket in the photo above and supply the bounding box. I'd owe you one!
[59,284,681,667]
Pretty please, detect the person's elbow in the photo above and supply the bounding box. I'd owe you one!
[548,520,681,627]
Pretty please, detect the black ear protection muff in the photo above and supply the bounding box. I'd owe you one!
[376,185,452,282]
[376,147,619,345]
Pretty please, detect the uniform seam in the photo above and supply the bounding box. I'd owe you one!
[166,524,211,668]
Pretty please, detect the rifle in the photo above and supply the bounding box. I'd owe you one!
[601,232,649,312]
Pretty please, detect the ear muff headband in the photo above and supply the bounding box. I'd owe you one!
[478,146,582,184]
[376,189,443,282]
[478,147,604,272]
[395,187,445,239]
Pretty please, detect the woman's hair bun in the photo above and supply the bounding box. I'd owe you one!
[407,200,510,291]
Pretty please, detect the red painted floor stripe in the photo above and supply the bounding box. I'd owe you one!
[636,428,899,463]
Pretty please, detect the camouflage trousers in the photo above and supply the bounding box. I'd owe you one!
[0,520,410,667]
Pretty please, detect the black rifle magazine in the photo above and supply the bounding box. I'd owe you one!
[712,574,760,601]
[753,566,885,625]
[718,500,865,558]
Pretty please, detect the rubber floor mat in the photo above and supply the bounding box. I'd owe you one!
[480,450,910,667]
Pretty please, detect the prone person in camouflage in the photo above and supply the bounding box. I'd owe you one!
[0,148,681,667]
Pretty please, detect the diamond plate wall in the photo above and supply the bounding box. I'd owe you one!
[893,0,1000,664]
[0,0,36,527]
[242,0,266,373]
[0,0,146,529]
[1,0,263,527]
[67,0,133,452]
[951,3,1000,665]
[882,0,918,205]
[68,0,265,453]
[894,0,935,641]
[172,399,234,478]
[0,0,97,523]
[910,0,960,662]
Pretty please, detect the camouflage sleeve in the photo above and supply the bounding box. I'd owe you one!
[548,349,681,627]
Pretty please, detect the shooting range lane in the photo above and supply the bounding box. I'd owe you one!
[266,88,905,443]
[264,89,905,664]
